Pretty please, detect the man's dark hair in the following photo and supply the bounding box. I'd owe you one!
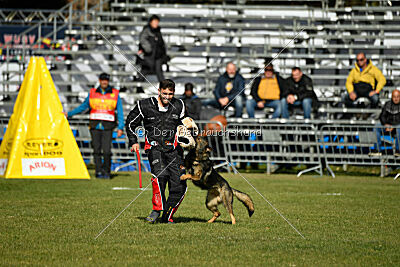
[185,83,194,92]
[264,57,273,65]
[292,67,302,72]
[99,72,110,80]
[357,52,366,58]
[159,79,175,91]
[149,14,160,22]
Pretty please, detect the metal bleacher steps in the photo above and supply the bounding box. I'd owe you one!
[1,1,400,121]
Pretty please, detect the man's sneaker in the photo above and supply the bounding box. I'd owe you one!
[95,172,104,178]
[145,210,160,224]
[368,150,382,157]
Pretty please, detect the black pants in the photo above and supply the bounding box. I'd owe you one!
[139,58,165,82]
[343,82,379,108]
[147,147,187,222]
[90,129,113,175]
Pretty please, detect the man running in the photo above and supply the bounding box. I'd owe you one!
[126,79,196,223]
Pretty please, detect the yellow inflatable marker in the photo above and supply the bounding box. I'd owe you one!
[0,57,90,179]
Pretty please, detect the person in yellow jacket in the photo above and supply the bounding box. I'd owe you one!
[343,52,386,108]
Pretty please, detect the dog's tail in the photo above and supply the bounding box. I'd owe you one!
[232,188,255,217]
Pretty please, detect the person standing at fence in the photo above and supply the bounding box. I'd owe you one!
[246,64,287,118]
[137,15,169,84]
[281,67,318,119]
[64,73,124,179]
[126,79,197,224]
[342,52,386,109]
[202,62,245,118]
[182,82,202,120]
[370,89,400,156]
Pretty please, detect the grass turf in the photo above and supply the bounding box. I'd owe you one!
[0,172,399,266]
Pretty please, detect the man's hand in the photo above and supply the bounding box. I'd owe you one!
[369,90,378,97]
[137,50,143,55]
[117,129,123,137]
[287,94,296,104]
[257,101,265,109]
[218,97,229,107]
[131,143,140,153]
[349,91,357,101]
[62,112,68,117]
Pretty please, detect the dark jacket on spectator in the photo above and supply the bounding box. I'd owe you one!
[250,73,287,102]
[214,72,245,101]
[379,100,400,126]
[139,25,167,68]
[284,74,317,101]
[182,94,202,120]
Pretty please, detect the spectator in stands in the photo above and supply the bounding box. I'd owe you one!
[63,73,124,179]
[202,62,245,118]
[137,15,168,83]
[182,83,202,120]
[343,52,386,109]
[281,67,318,119]
[370,89,400,156]
[246,64,286,118]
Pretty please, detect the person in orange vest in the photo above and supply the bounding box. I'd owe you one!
[64,73,124,179]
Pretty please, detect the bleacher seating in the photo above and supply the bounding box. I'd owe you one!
[1,1,400,119]
[1,1,400,175]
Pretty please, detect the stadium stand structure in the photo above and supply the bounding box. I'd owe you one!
[1,1,399,117]
[0,0,400,176]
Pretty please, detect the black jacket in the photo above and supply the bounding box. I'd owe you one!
[284,74,317,101]
[139,25,167,68]
[182,94,202,120]
[250,73,287,102]
[126,97,186,152]
[379,100,400,126]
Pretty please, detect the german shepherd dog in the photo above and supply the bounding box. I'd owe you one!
[181,136,254,224]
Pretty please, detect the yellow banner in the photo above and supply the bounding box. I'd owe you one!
[0,57,90,179]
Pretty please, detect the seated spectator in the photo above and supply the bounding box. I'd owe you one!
[182,83,202,120]
[202,62,245,118]
[343,52,386,109]
[246,64,286,118]
[370,89,400,156]
[281,67,317,119]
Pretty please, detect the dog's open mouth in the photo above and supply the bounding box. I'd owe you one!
[177,136,191,145]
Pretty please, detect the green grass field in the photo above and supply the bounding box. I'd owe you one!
[1,171,399,266]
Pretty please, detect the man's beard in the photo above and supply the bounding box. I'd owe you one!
[160,97,169,106]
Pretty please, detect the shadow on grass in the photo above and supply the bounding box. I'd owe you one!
[137,216,232,224]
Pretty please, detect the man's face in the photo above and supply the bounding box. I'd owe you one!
[159,88,174,106]
[150,19,159,29]
[185,90,193,97]
[356,53,367,68]
[226,63,236,78]
[264,68,274,78]
[392,90,400,104]
[292,70,303,82]
[99,79,109,89]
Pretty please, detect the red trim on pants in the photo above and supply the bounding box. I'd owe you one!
[168,188,187,222]
[151,176,163,211]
